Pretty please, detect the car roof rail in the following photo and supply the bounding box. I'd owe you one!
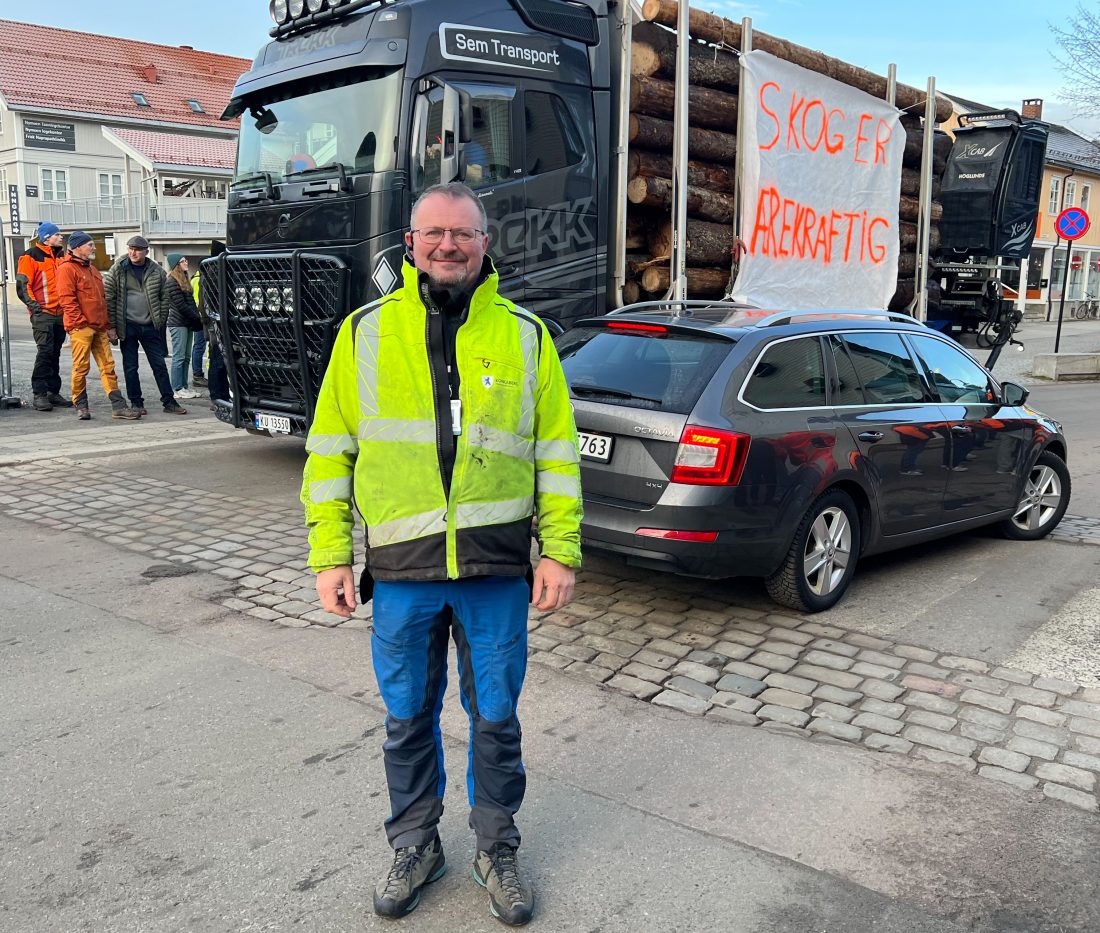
[607,299,753,318]
[755,309,919,328]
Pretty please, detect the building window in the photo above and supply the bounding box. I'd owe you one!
[1049,177,1061,215]
[131,92,151,107]
[41,168,68,201]
[1065,179,1077,208]
[186,99,205,113]
[98,173,123,199]
[1082,185,1091,214]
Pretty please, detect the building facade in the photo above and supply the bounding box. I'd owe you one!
[0,19,250,273]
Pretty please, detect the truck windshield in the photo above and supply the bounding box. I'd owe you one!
[233,68,401,186]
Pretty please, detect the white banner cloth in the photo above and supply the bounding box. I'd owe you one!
[731,50,904,310]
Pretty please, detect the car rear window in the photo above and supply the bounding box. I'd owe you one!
[556,325,732,414]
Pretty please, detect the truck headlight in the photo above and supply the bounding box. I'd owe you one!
[306,0,326,10]
[270,0,289,24]
[249,287,264,311]
[289,0,305,16]
[282,287,295,314]
[233,286,248,311]
[266,287,281,313]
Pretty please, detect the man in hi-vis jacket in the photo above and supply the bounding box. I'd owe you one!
[302,182,582,926]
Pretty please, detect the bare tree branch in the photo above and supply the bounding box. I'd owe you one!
[1051,2,1100,115]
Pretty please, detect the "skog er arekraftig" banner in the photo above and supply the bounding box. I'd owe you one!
[732,50,904,311]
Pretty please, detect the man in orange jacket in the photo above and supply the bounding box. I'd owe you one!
[55,231,140,421]
[16,221,71,411]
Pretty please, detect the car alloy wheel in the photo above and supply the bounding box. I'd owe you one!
[766,489,861,613]
[1000,450,1071,541]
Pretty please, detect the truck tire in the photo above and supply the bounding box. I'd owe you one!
[998,450,1070,541]
[765,489,861,613]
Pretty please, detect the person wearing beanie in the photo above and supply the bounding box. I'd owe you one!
[55,232,140,421]
[103,233,186,416]
[165,253,203,398]
[16,220,70,411]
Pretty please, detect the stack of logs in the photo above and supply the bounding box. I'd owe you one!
[625,0,953,309]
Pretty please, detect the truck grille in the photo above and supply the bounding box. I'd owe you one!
[202,252,348,431]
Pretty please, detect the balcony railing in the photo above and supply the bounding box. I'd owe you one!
[36,194,227,238]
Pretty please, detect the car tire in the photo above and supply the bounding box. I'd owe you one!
[998,450,1071,541]
[765,489,861,613]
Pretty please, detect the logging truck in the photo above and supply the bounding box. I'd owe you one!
[205,0,1047,437]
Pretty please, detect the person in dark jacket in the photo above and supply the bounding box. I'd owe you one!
[103,235,185,416]
[165,253,202,398]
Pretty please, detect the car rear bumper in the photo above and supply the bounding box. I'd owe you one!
[579,492,793,579]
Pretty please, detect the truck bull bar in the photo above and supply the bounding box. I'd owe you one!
[201,251,348,436]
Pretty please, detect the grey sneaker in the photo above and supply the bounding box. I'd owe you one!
[112,407,141,420]
[163,401,188,415]
[473,845,533,926]
[373,837,446,918]
[33,394,53,411]
[47,392,73,407]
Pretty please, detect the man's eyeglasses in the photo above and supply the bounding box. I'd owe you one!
[411,227,484,245]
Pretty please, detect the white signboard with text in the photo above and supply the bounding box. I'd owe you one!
[732,51,904,310]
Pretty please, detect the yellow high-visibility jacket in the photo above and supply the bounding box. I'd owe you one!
[302,258,582,580]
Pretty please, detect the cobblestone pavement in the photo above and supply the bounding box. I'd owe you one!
[5,454,1100,816]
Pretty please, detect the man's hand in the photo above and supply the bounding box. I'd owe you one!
[316,565,357,617]
[531,557,575,612]
[107,327,119,346]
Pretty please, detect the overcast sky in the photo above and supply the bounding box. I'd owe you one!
[16,0,1099,138]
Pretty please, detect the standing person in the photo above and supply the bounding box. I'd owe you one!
[104,235,186,416]
[55,232,140,421]
[16,221,71,411]
[192,246,229,406]
[191,312,208,389]
[165,253,202,399]
[302,182,582,927]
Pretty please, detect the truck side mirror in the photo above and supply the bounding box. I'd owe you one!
[458,88,473,144]
[440,84,461,183]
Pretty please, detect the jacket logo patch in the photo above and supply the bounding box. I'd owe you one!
[482,375,494,388]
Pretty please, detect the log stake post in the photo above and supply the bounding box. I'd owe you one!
[667,0,691,304]
[728,16,752,299]
[612,6,634,308]
[915,76,936,322]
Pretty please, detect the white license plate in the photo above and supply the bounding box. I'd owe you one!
[578,430,613,463]
[255,412,292,434]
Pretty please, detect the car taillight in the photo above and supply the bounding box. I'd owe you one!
[670,425,750,486]
[636,528,719,542]
[605,321,668,333]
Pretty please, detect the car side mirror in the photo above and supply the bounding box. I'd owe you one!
[1001,381,1029,406]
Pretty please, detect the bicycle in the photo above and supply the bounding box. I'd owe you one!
[1073,293,1099,320]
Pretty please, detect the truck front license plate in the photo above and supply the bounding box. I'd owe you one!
[255,412,292,434]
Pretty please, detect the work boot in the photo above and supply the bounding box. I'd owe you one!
[132,406,148,416]
[112,407,141,420]
[473,844,534,926]
[192,374,209,387]
[163,401,188,415]
[47,392,72,407]
[77,407,91,420]
[33,394,53,411]
[373,837,446,918]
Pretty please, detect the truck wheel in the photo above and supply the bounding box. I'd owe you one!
[998,450,1070,540]
[765,489,860,613]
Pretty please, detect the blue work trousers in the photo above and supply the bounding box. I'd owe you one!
[370,576,529,852]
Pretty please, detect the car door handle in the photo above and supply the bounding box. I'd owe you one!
[951,425,973,435]
[857,431,884,442]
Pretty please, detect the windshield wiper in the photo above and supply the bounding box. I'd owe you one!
[570,384,663,405]
[284,161,350,192]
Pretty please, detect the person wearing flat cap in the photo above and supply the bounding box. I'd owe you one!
[56,231,140,421]
[103,234,186,416]
[16,221,71,411]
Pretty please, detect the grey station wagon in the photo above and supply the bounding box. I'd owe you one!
[555,304,1071,612]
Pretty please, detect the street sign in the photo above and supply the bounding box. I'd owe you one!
[1055,207,1090,241]
[7,184,20,236]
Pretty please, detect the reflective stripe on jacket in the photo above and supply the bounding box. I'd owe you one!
[302,259,582,580]
[16,242,61,314]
